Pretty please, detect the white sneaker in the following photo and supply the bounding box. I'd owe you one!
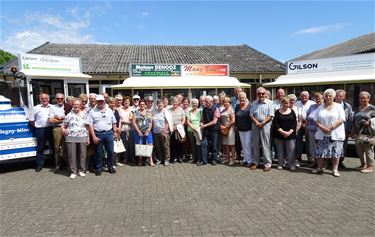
[290,166,296,172]
[116,162,124,167]
[78,171,86,177]
[69,173,77,179]
[277,166,283,170]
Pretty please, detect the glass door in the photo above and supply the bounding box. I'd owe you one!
[68,83,87,97]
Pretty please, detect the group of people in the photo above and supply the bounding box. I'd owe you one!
[29,86,375,178]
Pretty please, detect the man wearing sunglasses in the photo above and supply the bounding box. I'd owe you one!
[88,95,118,176]
[49,93,67,172]
[250,87,274,172]
[131,94,141,111]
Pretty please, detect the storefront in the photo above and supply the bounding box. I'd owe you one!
[112,64,251,99]
[264,53,375,108]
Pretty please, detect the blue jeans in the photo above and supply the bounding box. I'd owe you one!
[95,130,114,172]
[34,127,54,169]
[201,131,219,164]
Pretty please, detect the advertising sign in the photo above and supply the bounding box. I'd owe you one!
[287,53,375,74]
[182,64,229,76]
[19,53,82,73]
[130,64,181,77]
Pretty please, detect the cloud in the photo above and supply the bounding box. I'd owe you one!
[1,5,110,54]
[141,11,150,16]
[295,23,346,34]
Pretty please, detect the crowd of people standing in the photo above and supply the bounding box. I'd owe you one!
[29,87,375,178]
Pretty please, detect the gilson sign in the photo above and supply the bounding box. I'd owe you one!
[287,53,374,74]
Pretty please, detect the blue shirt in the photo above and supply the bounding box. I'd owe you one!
[251,99,274,121]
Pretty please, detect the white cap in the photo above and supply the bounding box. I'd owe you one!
[132,95,140,99]
[96,95,105,101]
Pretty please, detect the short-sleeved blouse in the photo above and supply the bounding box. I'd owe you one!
[63,110,89,142]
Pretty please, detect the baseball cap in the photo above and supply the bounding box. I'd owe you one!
[96,95,105,101]
[132,95,140,100]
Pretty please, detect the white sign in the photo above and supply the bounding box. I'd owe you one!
[287,53,375,74]
[18,53,82,73]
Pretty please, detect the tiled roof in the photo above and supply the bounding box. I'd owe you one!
[292,32,375,61]
[1,43,285,74]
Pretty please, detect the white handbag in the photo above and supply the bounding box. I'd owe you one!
[135,141,153,157]
[114,139,126,153]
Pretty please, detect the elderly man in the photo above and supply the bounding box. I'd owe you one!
[335,89,353,168]
[146,96,156,113]
[87,93,97,112]
[131,94,140,111]
[88,95,118,176]
[273,88,286,111]
[250,87,274,171]
[29,93,54,172]
[198,95,221,166]
[295,91,315,162]
[49,93,67,172]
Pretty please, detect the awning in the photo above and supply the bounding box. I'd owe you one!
[111,76,251,89]
[263,69,375,87]
[20,70,92,79]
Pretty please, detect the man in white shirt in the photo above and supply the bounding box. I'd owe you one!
[88,95,118,176]
[295,91,315,162]
[29,93,54,172]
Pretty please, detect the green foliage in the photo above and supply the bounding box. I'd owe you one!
[0,49,16,65]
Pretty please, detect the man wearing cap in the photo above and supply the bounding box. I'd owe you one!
[131,95,140,111]
[88,95,118,175]
[29,93,55,172]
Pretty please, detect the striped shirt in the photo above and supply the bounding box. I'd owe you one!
[251,99,274,121]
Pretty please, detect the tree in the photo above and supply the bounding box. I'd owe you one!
[0,49,16,65]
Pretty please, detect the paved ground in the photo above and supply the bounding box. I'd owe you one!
[0,156,374,237]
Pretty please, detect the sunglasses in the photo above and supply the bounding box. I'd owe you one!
[101,111,106,118]
[258,93,265,95]
[133,98,139,101]
[82,100,88,103]
[56,98,64,100]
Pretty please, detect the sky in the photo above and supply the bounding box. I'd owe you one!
[0,0,374,62]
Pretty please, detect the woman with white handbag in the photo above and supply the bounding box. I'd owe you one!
[132,99,154,166]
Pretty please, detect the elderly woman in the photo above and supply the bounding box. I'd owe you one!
[352,91,375,173]
[152,99,172,166]
[235,92,253,166]
[118,96,135,164]
[305,92,324,168]
[312,89,346,177]
[62,99,90,179]
[132,99,154,166]
[187,98,202,163]
[272,97,297,171]
[168,96,186,163]
[220,97,236,165]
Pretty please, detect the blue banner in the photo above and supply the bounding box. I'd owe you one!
[0,122,33,140]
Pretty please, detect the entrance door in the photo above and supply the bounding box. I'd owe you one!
[68,83,87,97]
[31,79,63,105]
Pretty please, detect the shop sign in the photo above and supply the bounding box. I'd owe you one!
[130,64,181,77]
[19,53,82,73]
[288,53,375,74]
[182,64,229,76]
